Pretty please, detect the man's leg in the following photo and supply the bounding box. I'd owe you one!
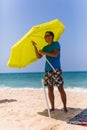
[58,85,67,112]
[48,85,55,111]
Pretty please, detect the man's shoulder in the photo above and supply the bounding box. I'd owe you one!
[53,42,60,48]
[53,41,59,44]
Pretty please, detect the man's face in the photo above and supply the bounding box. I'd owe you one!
[44,33,53,43]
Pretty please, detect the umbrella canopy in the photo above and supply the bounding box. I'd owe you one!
[7,19,64,68]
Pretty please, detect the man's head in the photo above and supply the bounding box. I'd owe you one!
[44,31,54,44]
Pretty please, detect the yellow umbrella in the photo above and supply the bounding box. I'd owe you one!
[7,19,64,68]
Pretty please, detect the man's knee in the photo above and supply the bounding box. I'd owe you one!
[58,85,64,93]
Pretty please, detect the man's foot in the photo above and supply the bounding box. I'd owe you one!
[64,107,68,112]
[50,108,55,112]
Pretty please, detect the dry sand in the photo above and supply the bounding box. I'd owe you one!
[0,89,87,130]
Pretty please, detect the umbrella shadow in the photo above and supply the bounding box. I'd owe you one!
[0,99,17,104]
[38,107,83,121]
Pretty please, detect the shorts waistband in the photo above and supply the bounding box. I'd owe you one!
[45,69,61,72]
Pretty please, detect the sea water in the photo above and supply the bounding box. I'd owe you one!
[0,71,87,91]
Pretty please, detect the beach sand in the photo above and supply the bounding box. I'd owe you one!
[0,89,87,130]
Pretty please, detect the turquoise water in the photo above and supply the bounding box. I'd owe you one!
[0,71,87,91]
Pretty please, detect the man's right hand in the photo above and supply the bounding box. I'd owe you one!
[31,41,37,47]
[31,41,42,59]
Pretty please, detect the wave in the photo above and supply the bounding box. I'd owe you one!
[0,84,87,92]
[65,86,87,92]
[0,84,42,90]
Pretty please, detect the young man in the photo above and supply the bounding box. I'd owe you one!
[32,31,67,112]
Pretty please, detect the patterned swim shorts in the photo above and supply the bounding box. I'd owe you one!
[44,69,64,87]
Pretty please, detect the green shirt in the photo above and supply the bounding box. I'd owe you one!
[42,41,61,71]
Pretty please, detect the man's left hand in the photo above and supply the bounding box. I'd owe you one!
[39,50,45,55]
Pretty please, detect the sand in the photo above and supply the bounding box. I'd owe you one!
[0,88,87,130]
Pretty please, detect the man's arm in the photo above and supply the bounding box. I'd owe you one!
[39,49,59,57]
[32,41,42,59]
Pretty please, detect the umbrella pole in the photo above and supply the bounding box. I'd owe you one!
[41,56,56,118]
[44,56,56,72]
[41,79,51,118]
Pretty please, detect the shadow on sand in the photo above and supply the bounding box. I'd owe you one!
[38,107,83,121]
[0,99,17,104]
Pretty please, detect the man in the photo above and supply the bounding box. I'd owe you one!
[32,31,67,112]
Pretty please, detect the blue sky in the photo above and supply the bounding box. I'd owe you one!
[1,0,87,73]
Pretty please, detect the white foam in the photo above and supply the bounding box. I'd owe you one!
[65,86,87,92]
[0,84,43,90]
[0,84,87,92]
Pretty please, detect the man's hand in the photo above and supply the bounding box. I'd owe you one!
[31,41,42,58]
[39,50,45,55]
[32,41,37,47]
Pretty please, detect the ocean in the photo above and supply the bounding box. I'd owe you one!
[0,71,87,91]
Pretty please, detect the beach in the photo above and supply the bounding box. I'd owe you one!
[0,89,87,130]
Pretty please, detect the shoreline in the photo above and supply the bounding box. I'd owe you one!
[0,89,87,130]
[0,87,87,92]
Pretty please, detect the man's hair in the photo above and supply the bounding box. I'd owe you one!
[45,31,54,39]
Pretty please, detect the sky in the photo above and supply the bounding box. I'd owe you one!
[1,0,87,73]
